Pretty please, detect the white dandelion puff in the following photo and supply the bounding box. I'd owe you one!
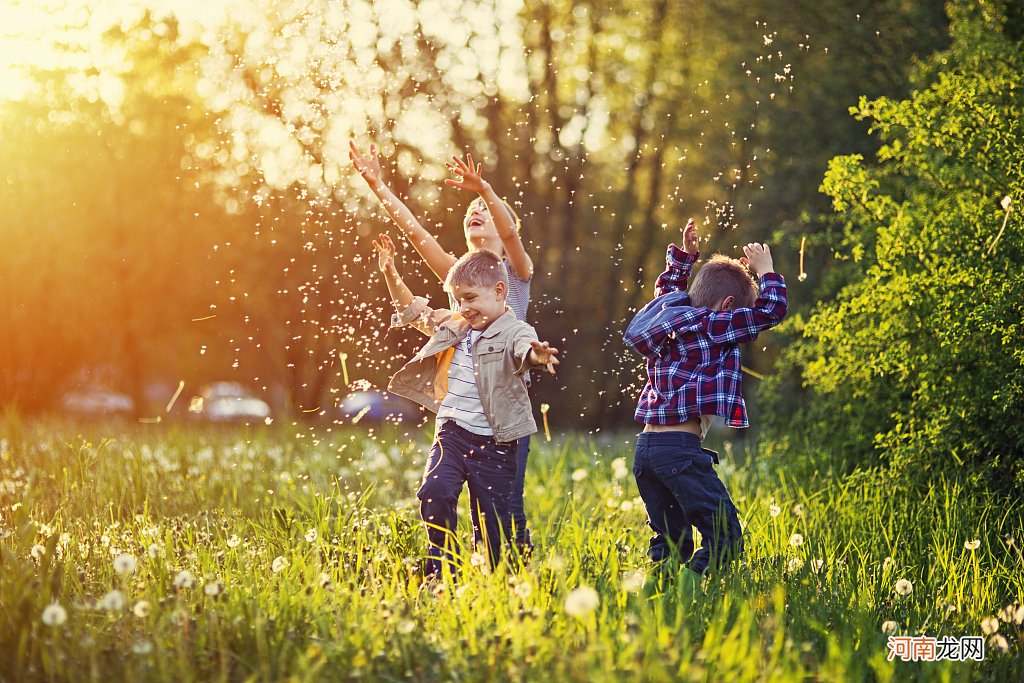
[789,533,804,547]
[133,600,151,618]
[564,586,600,617]
[173,570,195,589]
[113,553,137,575]
[571,468,588,482]
[787,557,804,572]
[894,579,913,597]
[304,528,318,543]
[41,603,67,627]
[981,616,999,635]
[881,620,898,635]
[271,556,289,573]
[964,539,981,551]
[620,571,646,593]
[769,504,781,518]
[99,589,125,612]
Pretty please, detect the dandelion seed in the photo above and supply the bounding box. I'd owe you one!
[133,600,151,618]
[113,553,137,575]
[894,579,913,597]
[304,528,318,543]
[789,533,804,547]
[397,619,416,634]
[1000,195,1012,211]
[981,616,999,635]
[41,603,67,627]
[204,580,223,597]
[226,535,241,548]
[769,504,781,518]
[881,620,898,635]
[173,570,195,589]
[99,589,125,612]
[787,557,804,571]
[564,586,600,617]
[271,556,289,573]
[571,468,588,482]
[131,640,153,655]
[30,544,46,560]
[964,539,981,551]
[621,571,646,593]
[513,580,533,600]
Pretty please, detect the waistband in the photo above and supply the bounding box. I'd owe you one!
[636,431,720,464]
[439,419,518,447]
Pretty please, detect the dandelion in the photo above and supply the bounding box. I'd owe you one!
[792,503,804,516]
[319,572,331,588]
[571,468,588,482]
[304,528,318,543]
[469,552,487,569]
[981,616,999,635]
[1015,604,1024,625]
[997,604,1017,623]
[621,571,646,593]
[113,553,137,575]
[787,557,804,572]
[564,586,600,617]
[147,543,164,559]
[789,533,804,547]
[397,619,416,634]
[271,556,289,573]
[881,620,898,635]
[30,544,46,560]
[540,403,552,442]
[988,634,1009,653]
[99,589,125,612]
[810,558,824,572]
[41,603,67,627]
[173,570,195,589]
[620,500,634,512]
[204,580,224,597]
[769,504,781,518]
[133,600,151,618]
[964,539,981,551]
[894,579,913,597]
[513,580,533,600]
[611,457,629,480]
[131,640,154,655]
[226,534,241,548]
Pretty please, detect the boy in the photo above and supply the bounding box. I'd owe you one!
[373,236,559,580]
[624,218,787,583]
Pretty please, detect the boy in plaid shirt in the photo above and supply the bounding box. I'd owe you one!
[624,218,787,584]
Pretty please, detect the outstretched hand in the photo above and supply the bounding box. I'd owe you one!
[682,218,699,255]
[740,242,774,277]
[529,340,560,375]
[349,140,383,185]
[372,233,397,273]
[444,153,488,194]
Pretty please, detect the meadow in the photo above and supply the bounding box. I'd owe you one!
[0,416,1021,682]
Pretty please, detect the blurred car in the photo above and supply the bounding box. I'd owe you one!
[338,390,425,425]
[60,386,135,418]
[189,382,271,423]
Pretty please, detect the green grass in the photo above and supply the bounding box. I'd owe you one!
[0,416,1021,681]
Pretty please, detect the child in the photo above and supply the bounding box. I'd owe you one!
[351,142,537,551]
[624,218,787,583]
[373,237,558,580]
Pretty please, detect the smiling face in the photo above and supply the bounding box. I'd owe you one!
[463,198,500,248]
[450,281,507,330]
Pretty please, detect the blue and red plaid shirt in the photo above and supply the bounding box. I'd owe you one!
[624,245,788,428]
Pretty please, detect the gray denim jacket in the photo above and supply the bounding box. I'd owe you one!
[387,297,538,443]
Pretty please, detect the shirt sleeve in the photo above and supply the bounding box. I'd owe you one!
[705,273,788,344]
[624,292,694,358]
[510,324,539,377]
[391,296,455,337]
[655,245,699,297]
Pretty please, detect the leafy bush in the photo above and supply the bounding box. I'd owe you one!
[764,0,1024,494]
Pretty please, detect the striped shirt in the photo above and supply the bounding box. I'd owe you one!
[436,329,493,435]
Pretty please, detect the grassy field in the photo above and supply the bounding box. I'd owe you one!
[0,416,1021,682]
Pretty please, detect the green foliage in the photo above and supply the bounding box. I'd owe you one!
[1,422,1022,681]
[764,0,1024,492]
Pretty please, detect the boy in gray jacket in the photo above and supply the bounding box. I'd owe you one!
[373,234,559,580]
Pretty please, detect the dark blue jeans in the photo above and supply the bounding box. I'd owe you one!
[471,434,532,550]
[417,421,518,577]
[633,432,744,575]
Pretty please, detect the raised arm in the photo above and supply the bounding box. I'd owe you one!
[373,233,414,309]
[624,292,699,358]
[654,218,699,296]
[706,243,788,344]
[351,141,458,281]
[445,153,533,281]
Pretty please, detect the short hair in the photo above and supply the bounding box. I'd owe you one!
[465,196,522,234]
[688,255,759,309]
[444,249,509,292]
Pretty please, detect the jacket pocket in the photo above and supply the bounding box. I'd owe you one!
[476,342,506,364]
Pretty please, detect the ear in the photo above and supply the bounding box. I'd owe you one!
[720,295,735,311]
[494,281,507,299]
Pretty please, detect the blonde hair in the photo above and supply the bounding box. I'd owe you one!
[444,249,509,292]
[689,255,759,309]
